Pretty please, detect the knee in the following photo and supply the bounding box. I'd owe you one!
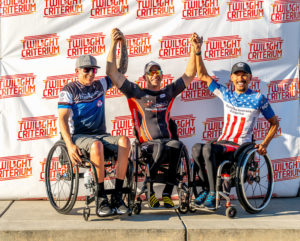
[90,141,104,155]
[118,136,131,151]
[192,143,203,158]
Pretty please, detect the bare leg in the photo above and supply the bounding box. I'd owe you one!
[115,136,130,180]
[90,141,105,183]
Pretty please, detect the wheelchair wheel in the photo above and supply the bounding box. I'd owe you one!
[236,148,274,214]
[177,145,192,214]
[125,157,137,213]
[45,140,79,214]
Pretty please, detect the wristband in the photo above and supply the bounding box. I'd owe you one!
[195,51,201,56]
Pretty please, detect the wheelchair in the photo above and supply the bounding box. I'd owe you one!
[190,141,274,218]
[129,121,192,214]
[44,140,136,221]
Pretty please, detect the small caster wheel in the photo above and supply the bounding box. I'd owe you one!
[189,204,197,213]
[83,207,90,221]
[133,203,141,215]
[226,207,237,219]
[178,203,189,214]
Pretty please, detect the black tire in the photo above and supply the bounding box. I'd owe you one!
[226,207,237,218]
[83,207,90,221]
[177,145,192,214]
[133,203,141,215]
[125,156,137,212]
[236,148,274,214]
[45,140,79,214]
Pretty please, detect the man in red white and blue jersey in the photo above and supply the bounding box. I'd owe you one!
[191,39,279,209]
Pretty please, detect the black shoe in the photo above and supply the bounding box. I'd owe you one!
[112,193,130,215]
[96,197,114,217]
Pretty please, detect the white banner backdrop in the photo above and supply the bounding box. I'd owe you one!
[0,0,299,199]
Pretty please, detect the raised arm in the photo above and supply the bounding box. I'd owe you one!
[106,28,127,88]
[194,36,213,87]
[181,33,198,87]
[255,115,279,155]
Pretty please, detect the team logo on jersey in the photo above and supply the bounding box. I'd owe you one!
[18,115,58,141]
[202,117,223,142]
[172,114,196,138]
[40,157,68,181]
[248,37,283,62]
[111,115,134,138]
[272,156,300,182]
[226,76,261,92]
[227,0,264,22]
[43,73,77,99]
[91,0,129,18]
[159,34,191,60]
[271,0,300,24]
[267,78,299,103]
[204,35,242,61]
[253,117,281,140]
[136,0,175,19]
[0,73,36,99]
[97,99,103,107]
[181,77,216,102]
[0,0,36,17]
[67,32,105,59]
[136,74,174,88]
[21,34,60,60]
[182,0,220,20]
[116,33,152,57]
[44,0,83,18]
[0,155,33,181]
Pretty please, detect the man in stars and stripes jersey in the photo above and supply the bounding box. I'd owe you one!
[191,39,279,209]
[107,28,202,208]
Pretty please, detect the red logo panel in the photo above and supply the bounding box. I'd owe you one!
[267,78,299,103]
[204,35,242,61]
[21,34,59,60]
[67,33,105,59]
[137,0,175,19]
[202,117,223,142]
[0,73,36,99]
[0,155,33,181]
[227,0,264,22]
[271,0,300,24]
[0,0,36,17]
[182,0,220,20]
[253,117,281,141]
[18,115,58,141]
[272,156,300,182]
[159,34,191,60]
[91,0,129,18]
[44,0,83,17]
[172,114,196,138]
[111,115,134,138]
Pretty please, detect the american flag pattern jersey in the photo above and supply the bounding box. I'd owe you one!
[209,80,275,145]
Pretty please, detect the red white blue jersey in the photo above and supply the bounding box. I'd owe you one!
[209,80,275,145]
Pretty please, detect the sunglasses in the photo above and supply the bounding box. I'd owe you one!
[82,67,97,74]
[147,70,162,76]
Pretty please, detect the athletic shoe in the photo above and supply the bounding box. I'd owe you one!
[96,197,114,217]
[111,193,130,215]
[194,190,208,206]
[203,191,216,210]
[162,195,174,208]
[149,193,160,208]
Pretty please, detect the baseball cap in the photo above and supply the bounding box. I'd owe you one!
[231,62,252,75]
[144,61,161,74]
[76,55,100,69]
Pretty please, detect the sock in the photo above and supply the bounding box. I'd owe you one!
[97,182,105,197]
[115,178,124,194]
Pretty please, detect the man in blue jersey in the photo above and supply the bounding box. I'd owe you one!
[58,54,131,217]
[191,38,279,209]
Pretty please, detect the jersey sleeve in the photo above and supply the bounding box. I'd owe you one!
[259,94,275,120]
[119,79,142,98]
[99,76,112,91]
[208,79,228,100]
[58,86,73,109]
[166,77,186,97]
